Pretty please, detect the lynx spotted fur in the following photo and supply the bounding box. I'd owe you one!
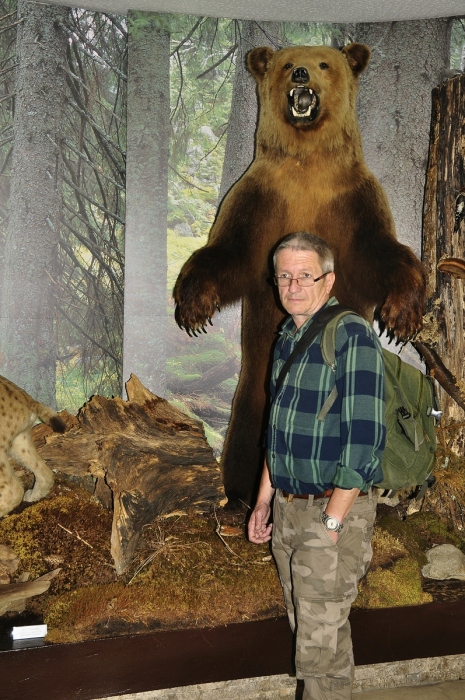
[0,375,66,517]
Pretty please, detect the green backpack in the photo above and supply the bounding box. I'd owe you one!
[319,311,440,498]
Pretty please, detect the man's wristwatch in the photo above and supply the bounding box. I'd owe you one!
[321,512,343,533]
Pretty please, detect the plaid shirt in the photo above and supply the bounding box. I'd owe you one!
[267,297,386,494]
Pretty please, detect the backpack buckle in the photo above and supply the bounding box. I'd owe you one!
[427,407,443,421]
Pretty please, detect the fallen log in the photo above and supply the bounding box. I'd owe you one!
[35,375,224,575]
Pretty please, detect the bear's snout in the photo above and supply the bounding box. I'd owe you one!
[285,65,320,125]
[292,66,309,84]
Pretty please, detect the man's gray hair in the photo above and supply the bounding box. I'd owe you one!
[273,232,334,273]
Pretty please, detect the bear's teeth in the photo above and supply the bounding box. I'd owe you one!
[291,107,312,117]
[289,88,314,94]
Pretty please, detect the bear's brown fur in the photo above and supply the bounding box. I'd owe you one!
[174,43,426,506]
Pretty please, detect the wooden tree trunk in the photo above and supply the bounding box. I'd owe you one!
[0,1,69,406]
[356,19,452,257]
[123,12,170,397]
[218,20,281,204]
[422,73,465,434]
[214,19,281,342]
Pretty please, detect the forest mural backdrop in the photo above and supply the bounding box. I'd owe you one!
[0,2,463,457]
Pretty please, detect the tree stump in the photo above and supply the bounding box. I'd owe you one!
[422,72,465,435]
[36,375,224,574]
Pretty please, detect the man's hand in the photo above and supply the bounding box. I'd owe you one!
[323,486,361,545]
[249,460,275,544]
[248,502,273,544]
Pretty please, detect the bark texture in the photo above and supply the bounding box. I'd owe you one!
[215,20,280,340]
[0,0,69,405]
[35,374,224,575]
[356,19,452,257]
[123,13,170,396]
[421,73,465,429]
[218,20,281,203]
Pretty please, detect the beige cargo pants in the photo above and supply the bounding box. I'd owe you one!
[272,489,377,700]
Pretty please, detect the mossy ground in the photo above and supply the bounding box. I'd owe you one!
[2,445,465,643]
[355,557,433,609]
[354,487,465,607]
[0,477,284,643]
[44,506,286,644]
[353,425,465,609]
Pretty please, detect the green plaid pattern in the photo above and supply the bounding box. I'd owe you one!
[267,298,385,494]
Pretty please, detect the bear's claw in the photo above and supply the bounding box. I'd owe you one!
[379,301,423,343]
[174,289,221,335]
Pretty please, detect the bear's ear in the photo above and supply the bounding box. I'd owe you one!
[247,46,275,81]
[341,43,371,77]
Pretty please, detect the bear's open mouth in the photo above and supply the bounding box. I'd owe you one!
[287,87,319,123]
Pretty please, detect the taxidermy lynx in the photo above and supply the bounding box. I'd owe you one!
[0,375,66,518]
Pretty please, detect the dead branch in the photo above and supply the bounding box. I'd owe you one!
[414,340,465,411]
[213,507,245,561]
[60,21,127,81]
[196,44,237,79]
[57,523,94,549]
[171,16,205,57]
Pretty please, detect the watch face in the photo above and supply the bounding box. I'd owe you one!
[321,513,342,532]
[325,517,339,531]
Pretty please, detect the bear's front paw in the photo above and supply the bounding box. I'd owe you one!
[174,298,219,336]
[379,293,424,342]
[174,275,221,336]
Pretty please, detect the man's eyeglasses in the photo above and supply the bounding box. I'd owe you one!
[274,271,330,287]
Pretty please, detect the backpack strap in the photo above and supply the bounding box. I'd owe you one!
[273,305,354,397]
[317,310,362,421]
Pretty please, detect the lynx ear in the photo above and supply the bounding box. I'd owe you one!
[341,43,371,77]
[247,46,275,81]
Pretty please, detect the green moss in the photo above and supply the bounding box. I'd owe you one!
[376,509,464,568]
[376,516,429,566]
[0,497,75,578]
[167,349,226,376]
[408,511,463,549]
[0,492,113,590]
[218,378,239,392]
[354,511,458,609]
[370,526,408,568]
[355,557,433,609]
[43,511,284,643]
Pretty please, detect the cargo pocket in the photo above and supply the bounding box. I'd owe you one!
[294,596,353,676]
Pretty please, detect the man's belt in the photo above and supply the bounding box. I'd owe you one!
[280,488,369,502]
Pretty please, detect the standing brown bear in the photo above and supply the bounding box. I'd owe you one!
[174,43,425,507]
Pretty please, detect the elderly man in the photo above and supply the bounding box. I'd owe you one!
[248,232,385,700]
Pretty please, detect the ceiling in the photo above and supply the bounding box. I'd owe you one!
[43,0,465,22]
